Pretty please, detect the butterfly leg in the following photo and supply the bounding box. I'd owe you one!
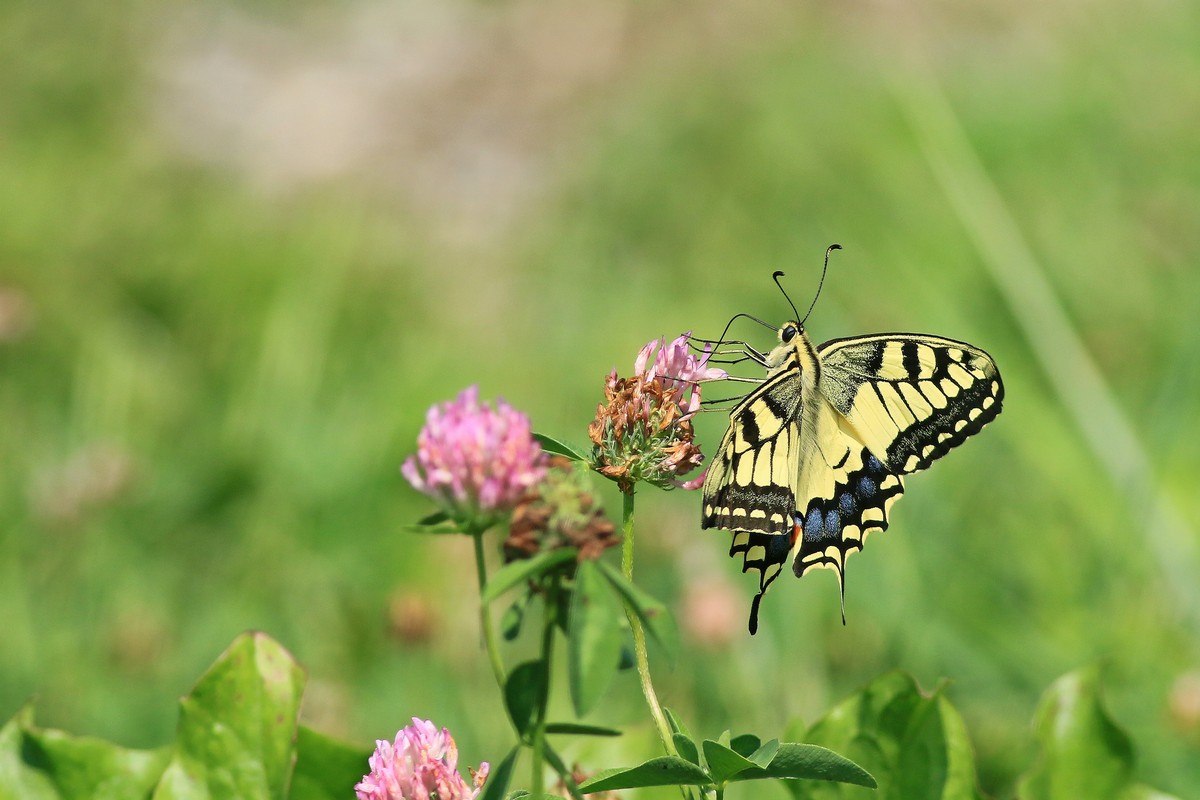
[688,336,769,367]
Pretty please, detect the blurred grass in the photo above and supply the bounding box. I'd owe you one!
[2,1,1199,797]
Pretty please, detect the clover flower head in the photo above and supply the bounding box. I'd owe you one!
[635,332,727,417]
[402,386,547,530]
[589,333,723,493]
[355,718,488,800]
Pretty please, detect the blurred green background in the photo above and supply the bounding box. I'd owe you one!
[2,0,1198,797]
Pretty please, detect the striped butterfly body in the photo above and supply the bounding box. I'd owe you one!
[701,289,1003,633]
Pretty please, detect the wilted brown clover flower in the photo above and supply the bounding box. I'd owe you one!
[588,333,726,494]
[505,457,620,563]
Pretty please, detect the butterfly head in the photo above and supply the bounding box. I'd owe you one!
[780,321,801,344]
[762,319,813,371]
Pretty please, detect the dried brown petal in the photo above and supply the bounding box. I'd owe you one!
[569,509,620,562]
[503,457,618,561]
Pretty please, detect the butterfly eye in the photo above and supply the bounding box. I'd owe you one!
[781,325,798,343]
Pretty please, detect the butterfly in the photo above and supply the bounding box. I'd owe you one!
[700,246,1004,633]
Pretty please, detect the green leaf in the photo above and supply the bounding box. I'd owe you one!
[542,742,585,800]
[504,661,546,737]
[543,723,621,737]
[785,671,974,799]
[567,561,625,716]
[483,550,578,605]
[664,708,700,765]
[749,739,781,769]
[401,524,469,535]
[289,726,373,800]
[578,757,713,793]
[0,707,75,799]
[673,733,700,767]
[595,561,680,664]
[477,746,520,800]
[21,725,170,800]
[1,705,171,798]
[403,510,466,534]
[533,433,590,462]
[702,739,759,783]
[417,510,449,526]
[730,733,762,758]
[1121,786,1185,800]
[1017,667,1175,800]
[152,631,305,800]
[733,743,876,788]
[501,593,530,641]
[554,586,573,636]
[617,645,635,670]
[664,707,693,740]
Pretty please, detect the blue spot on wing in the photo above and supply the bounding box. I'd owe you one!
[803,508,823,543]
[824,510,841,537]
[857,475,877,498]
[839,492,857,514]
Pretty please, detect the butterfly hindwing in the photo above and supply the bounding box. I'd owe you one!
[793,451,904,578]
[722,409,905,632]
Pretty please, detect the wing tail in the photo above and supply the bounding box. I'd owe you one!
[729,529,796,634]
[791,449,905,618]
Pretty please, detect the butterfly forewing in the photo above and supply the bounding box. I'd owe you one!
[701,360,804,536]
[817,334,1004,474]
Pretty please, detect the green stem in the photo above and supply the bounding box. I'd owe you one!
[472,531,507,693]
[620,490,676,755]
[530,579,558,800]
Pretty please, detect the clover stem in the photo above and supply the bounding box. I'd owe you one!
[472,531,508,693]
[621,489,676,755]
[530,578,558,800]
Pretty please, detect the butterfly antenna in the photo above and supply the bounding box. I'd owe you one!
[772,270,801,324]
[798,243,842,328]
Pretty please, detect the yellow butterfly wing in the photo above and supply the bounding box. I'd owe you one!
[701,356,804,537]
[816,333,1004,475]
